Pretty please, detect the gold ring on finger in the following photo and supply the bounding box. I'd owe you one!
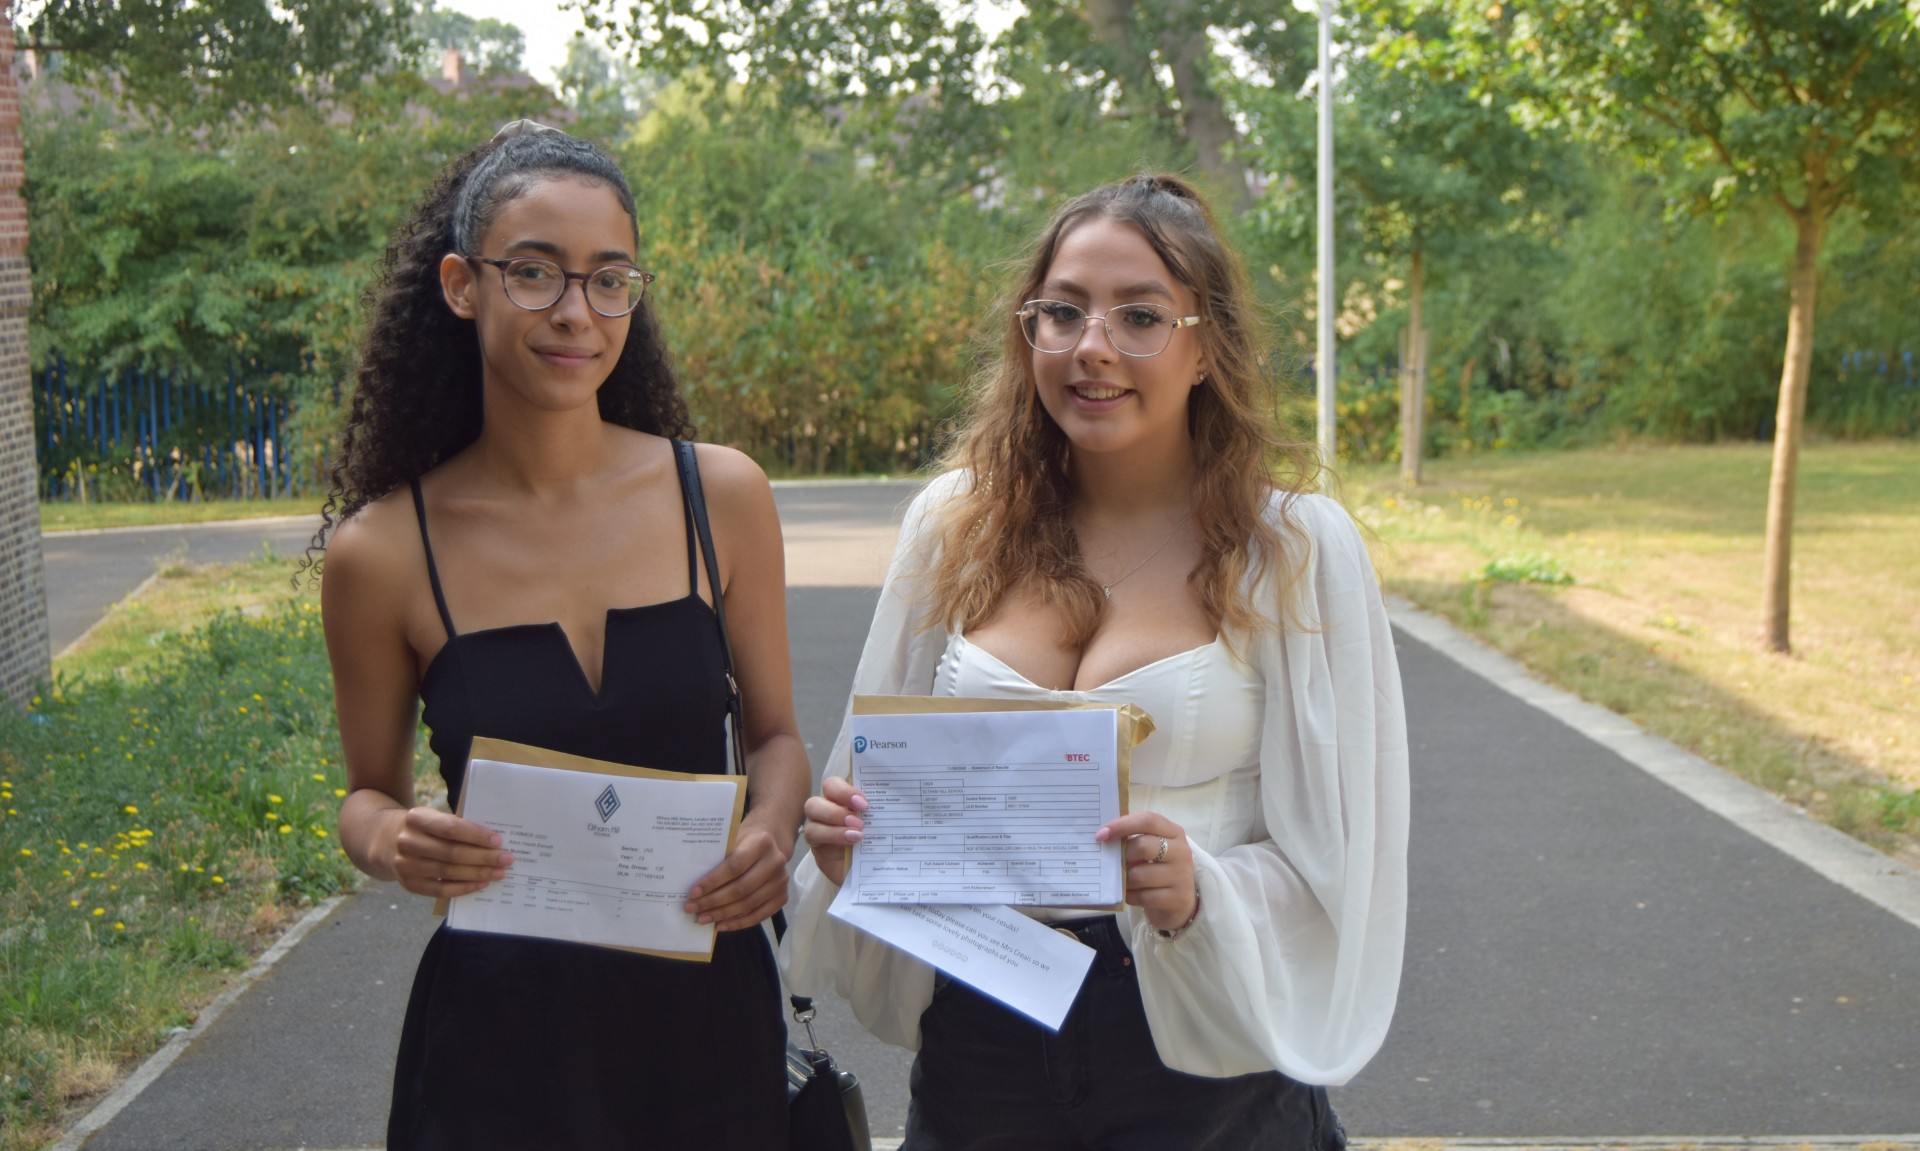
[1152,837,1169,865]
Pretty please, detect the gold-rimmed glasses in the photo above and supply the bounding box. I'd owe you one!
[1017,299,1204,358]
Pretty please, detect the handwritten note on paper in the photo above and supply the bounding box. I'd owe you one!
[448,758,741,960]
[848,708,1123,906]
[829,882,1096,1031]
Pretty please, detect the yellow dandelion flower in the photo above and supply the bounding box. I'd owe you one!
[313,827,329,838]
[135,862,149,871]
[17,848,30,857]
[124,805,139,815]
[69,899,79,908]
[237,706,249,714]
[333,789,347,798]
[114,922,125,931]
[312,773,326,782]
[279,824,294,835]
[251,693,263,702]
[211,875,225,884]
[268,795,283,804]
[92,907,105,916]
[193,866,204,873]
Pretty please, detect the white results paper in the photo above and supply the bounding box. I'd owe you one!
[447,757,741,959]
[828,881,1096,1031]
[848,708,1123,906]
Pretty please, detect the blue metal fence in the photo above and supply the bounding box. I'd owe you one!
[32,356,315,502]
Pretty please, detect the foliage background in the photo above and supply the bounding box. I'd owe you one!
[18,1,1920,492]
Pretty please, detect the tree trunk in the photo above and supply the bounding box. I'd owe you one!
[1761,206,1824,654]
[1458,355,1477,444]
[1400,244,1427,486]
[1156,0,1245,205]
[1083,0,1244,202]
[1083,0,1163,120]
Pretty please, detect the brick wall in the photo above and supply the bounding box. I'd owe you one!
[0,4,50,709]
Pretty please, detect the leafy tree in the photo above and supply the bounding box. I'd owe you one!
[14,0,416,122]
[1261,1,1568,480]
[1451,0,1920,653]
[571,0,1315,203]
[23,73,557,486]
[411,0,525,75]
[555,37,660,143]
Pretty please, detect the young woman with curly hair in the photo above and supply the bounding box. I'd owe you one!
[317,123,805,1148]
[782,173,1410,1150]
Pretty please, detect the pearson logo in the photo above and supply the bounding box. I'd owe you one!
[594,784,621,824]
[853,736,868,754]
[853,735,907,753]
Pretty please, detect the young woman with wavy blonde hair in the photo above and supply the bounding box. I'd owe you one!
[783,173,1411,1150]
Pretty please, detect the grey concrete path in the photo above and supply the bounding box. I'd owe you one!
[42,517,324,654]
[52,483,1920,1149]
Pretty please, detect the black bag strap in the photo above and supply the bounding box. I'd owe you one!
[673,441,802,998]
[674,439,747,779]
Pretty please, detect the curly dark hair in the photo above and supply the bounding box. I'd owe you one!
[301,128,693,578]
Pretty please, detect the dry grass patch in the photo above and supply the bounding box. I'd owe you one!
[1343,441,1919,866]
[57,546,307,679]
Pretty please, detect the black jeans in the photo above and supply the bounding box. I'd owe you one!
[904,915,1347,1151]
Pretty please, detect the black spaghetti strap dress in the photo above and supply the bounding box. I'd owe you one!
[385,469,788,1150]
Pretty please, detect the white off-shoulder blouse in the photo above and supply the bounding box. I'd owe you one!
[778,472,1410,1086]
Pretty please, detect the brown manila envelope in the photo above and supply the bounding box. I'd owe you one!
[432,736,747,962]
[848,695,1154,913]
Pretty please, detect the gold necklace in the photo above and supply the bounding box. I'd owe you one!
[1087,513,1190,598]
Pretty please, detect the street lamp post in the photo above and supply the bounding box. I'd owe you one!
[1316,0,1337,481]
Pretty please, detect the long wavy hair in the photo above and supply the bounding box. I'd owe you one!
[302,128,692,574]
[925,173,1320,649]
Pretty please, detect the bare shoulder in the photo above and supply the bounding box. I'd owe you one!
[689,441,772,498]
[689,442,776,522]
[321,489,422,610]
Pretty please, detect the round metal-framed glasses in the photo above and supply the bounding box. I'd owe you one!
[1017,299,1205,358]
[468,256,655,318]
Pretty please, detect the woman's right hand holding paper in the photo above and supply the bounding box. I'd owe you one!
[800,775,867,886]
[385,806,514,899]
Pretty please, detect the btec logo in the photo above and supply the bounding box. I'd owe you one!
[594,784,621,823]
[853,736,869,754]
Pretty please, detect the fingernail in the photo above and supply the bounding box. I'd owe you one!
[1093,828,1111,842]
[688,885,702,898]
[493,868,507,880]
[850,795,868,812]
[846,815,864,831]
[844,829,863,844]
[697,914,712,925]
[498,852,514,867]
[488,833,502,848]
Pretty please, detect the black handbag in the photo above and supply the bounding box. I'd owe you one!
[674,441,873,1151]
[785,993,872,1151]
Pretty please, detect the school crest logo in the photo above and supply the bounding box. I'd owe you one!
[594,784,621,824]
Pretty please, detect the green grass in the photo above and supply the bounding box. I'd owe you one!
[0,565,359,1150]
[37,499,317,533]
[1342,440,1920,863]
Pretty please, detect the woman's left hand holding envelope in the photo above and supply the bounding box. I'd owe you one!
[684,814,792,931]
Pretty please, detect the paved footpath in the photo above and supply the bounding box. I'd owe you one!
[44,484,1920,1149]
